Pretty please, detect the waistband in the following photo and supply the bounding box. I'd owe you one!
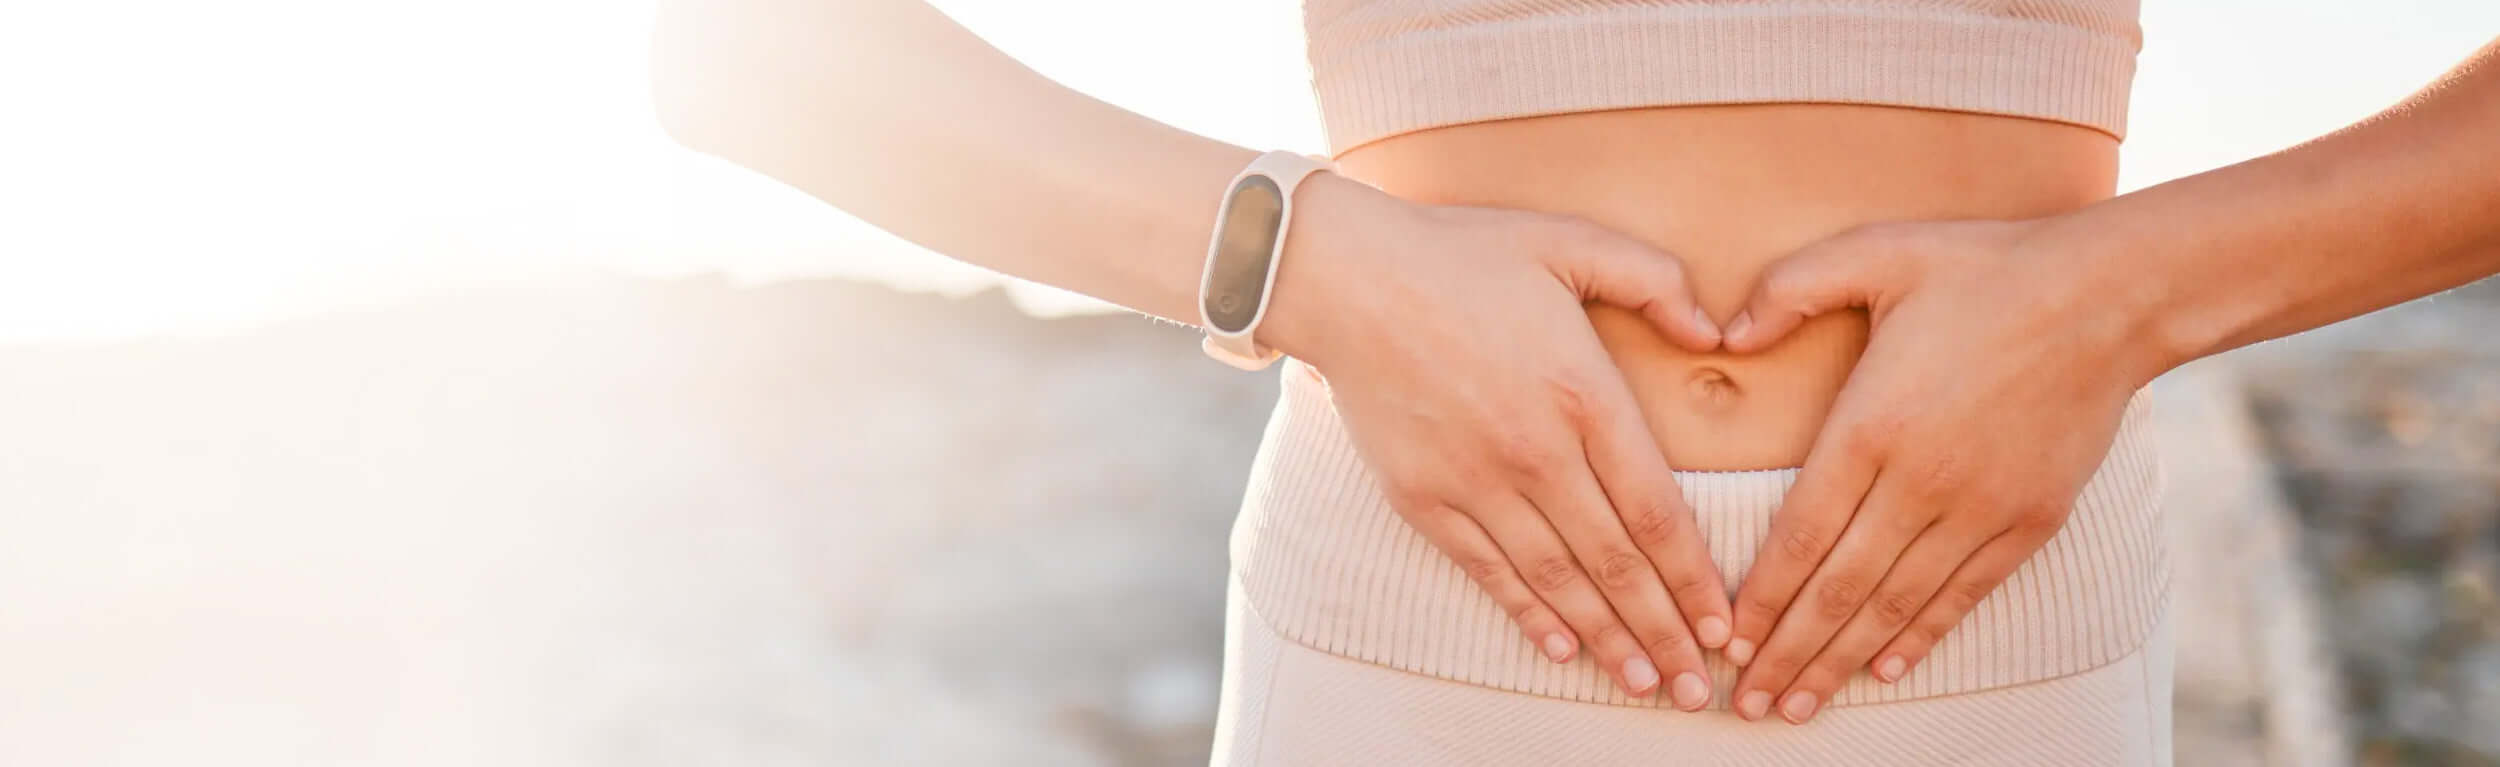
[1306,2,2141,153]
[1227,360,2168,709]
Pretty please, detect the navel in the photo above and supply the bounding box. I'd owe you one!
[1686,367,1743,413]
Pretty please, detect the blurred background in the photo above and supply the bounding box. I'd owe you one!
[2,1,2496,764]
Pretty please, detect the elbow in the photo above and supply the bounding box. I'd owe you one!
[649,85,721,159]
[647,50,702,152]
[646,2,727,154]
[647,72,708,155]
[647,0,788,156]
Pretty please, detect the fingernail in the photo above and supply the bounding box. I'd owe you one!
[1875,656,1907,683]
[1736,690,1772,720]
[1670,672,1711,710]
[1622,656,1660,694]
[1695,616,1730,648]
[1542,634,1575,664]
[1690,305,1721,342]
[1726,638,1756,666]
[1723,311,1753,343]
[1779,691,1820,724]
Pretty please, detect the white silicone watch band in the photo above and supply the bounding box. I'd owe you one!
[1200,151,1334,371]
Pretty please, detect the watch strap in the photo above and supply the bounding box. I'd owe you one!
[1199,151,1334,370]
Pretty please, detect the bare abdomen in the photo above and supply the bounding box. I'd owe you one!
[1335,104,2120,470]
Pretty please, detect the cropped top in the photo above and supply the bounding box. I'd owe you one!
[1302,0,2145,153]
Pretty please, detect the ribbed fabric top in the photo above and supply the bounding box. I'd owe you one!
[1230,360,2168,710]
[1303,0,2144,153]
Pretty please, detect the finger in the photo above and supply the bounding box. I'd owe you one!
[1871,526,2052,681]
[1574,368,1731,651]
[1544,220,1722,351]
[1401,501,1581,663]
[1472,492,1659,698]
[1788,522,1991,701]
[1731,474,1935,723]
[1725,417,1880,674]
[1529,445,1713,710]
[1720,227,1909,353]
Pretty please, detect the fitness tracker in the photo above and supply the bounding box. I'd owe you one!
[1198,150,1334,370]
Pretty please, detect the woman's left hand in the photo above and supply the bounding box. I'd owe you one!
[1707,218,2171,724]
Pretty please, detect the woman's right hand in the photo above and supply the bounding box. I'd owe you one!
[1258,174,1733,709]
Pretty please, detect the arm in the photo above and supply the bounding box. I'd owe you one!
[650,0,1736,706]
[2066,36,2500,369]
[650,0,1241,327]
[1706,36,2500,723]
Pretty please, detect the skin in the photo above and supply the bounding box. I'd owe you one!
[1331,105,2116,713]
[650,0,1733,706]
[655,0,2500,727]
[1717,36,2500,723]
[1333,105,2115,471]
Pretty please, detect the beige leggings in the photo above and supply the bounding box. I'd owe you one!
[1212,576,2173,766]
[1212,361,2174,765]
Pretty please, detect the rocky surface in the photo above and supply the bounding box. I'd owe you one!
[2234,279,2500,767]
[0,274,2488,764]
[2158,361,2350,767]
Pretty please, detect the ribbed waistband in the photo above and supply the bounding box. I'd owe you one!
[1308,4,2140,153]
[1228,360,2168,709]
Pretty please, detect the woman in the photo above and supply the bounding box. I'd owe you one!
[649,1,2500,763]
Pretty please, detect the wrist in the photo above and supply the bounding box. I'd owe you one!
[2014,212,2203,388]
[1255,171,1407,368]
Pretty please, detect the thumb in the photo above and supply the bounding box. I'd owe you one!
[1549,222,1723,352]
[1720,227,1914,353]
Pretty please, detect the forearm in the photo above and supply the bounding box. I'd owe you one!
[2060,36,2500,377]
[648,0,1255,325]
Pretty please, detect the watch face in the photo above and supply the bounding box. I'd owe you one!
[1203,174,1285,334]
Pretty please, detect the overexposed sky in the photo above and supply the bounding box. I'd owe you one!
[0,0,2493,343]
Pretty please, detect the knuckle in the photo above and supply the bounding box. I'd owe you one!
[1504,599,1546,624]
[1585,620,1633,648]
[1912,617,1960,649]
[1813,577,1865,619]
[1739,592,1787,621]
[1910,451,1971,499]
[1882,506,1936,536]
[1456,555,1511,587]
[1838,222,1930,267]
[1621,502,1684,549]
[1870,590,1923,625]
[1776,526,1827,564]
[1960,485,2020,516]
[1804,659,1854,689]
[1492,431,1556,482]
[1665,569,1719,605]
[1946,578,1996,610]
[1592,550,1654,591]
[1758,261,1813,305]
[1528,557,1584,593]
[1899,622,1944,650]
[1643,627,1692,656]
[2013,501,2072,532]
[1379,485,1442,517]
[1542,374,1603,431]
[1550,216,1614,248]
[1842,418,1904,460]
[1527,216,1606,261]
[1449,462,1505,495]
[1760,651,1808,677]
[1654,257,1692,289]
[1839,221,1912,249]
[1490,211,1550,244]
